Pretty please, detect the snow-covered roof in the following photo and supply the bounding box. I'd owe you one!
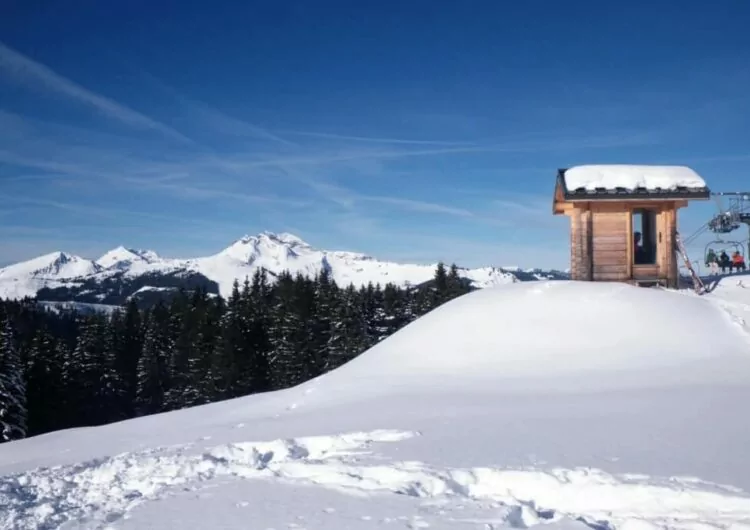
[559,165,710,200]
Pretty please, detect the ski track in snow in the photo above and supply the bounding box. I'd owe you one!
[2,429,750,530]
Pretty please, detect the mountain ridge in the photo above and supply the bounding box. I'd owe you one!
[0,232,569,305]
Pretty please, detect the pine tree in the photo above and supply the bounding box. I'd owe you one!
[268,271,305,389]
[369,284,390,345]
[248,268,272,393]
[177,288,214,408]
[325,284,367,372]
[194,293,222,403]
[233,277,259,396]
[112,300,143,418]
[433,262,449,307]
[308,268,337,377]
[104,309,131,422]
[56,339,77,427]
[0,316,27,442]
[25,325,64,435]
[446,263,471,301]
[165,290,197,410]
[359,282,385,349]
[136,302,172,416]
[382,283,409,337]
[212,280,243,399]
[70,314,115,425]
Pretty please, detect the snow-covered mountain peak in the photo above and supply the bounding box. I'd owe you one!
[221,231,315,264]
[262,231,311,247]
[232,231,312,250]
[26,252,81,274]
[0,230,568,301]
[97,246,139,267]
[134,249,160,262]
[0,251,100,281]
[96,246,159,269]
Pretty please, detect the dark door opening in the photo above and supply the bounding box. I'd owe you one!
[633,209,657,265]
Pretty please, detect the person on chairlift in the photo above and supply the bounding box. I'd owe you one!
[732,251,746,272]
[719,250,732,273]
[705,248,719,275]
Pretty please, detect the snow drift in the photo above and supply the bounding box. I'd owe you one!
[2,280,750,530]
[301,281,750,400]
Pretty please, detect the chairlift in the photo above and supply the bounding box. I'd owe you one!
[707,211,741,234]
[683,191,750,254]
[704,240,745,263]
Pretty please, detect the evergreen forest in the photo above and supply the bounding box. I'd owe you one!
[0,264,471,443]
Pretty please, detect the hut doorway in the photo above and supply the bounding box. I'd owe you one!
[632,208,658,266]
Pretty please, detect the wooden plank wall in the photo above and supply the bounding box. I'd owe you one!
[565,200,682,286]
[656,210,669,274]
[662,207,678,287]
[591,205,629,281]
[581,209,593,280]
[569,206,592,280]
[569,209,580,279]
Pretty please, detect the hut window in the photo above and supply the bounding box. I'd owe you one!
[632,209,657,265]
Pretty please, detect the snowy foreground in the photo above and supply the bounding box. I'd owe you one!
[3,279,750,529]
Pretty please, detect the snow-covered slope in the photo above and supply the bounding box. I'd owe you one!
[2,280,750,530]
[0,231,567,301]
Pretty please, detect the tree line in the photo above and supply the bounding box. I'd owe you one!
[0,263,471,443]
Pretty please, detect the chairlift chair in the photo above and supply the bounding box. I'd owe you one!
[708,212,741,233]
[704,240,744,263]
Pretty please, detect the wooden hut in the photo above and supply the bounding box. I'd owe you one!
[552,165,710,288]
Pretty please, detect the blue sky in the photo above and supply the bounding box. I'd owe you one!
[1,0,749,270]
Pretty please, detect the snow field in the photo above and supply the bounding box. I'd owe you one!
[3,280,750,529]
[3,428,750,530]
[0,430,414,529]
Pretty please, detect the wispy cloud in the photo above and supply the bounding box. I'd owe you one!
[0,67,663,269]
[118,177,312,207]
[360,195,475,217]
[184,99,296,146]
[278,129,476,146]
[0,193,250,232]
[0,41,192,143]
[139,71,296,147]
[220,131,663,171]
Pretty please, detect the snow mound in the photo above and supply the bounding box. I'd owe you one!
[565,165,707,191]
[316,281,749,395]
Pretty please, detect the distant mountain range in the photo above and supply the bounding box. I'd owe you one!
[0,231,569,307]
